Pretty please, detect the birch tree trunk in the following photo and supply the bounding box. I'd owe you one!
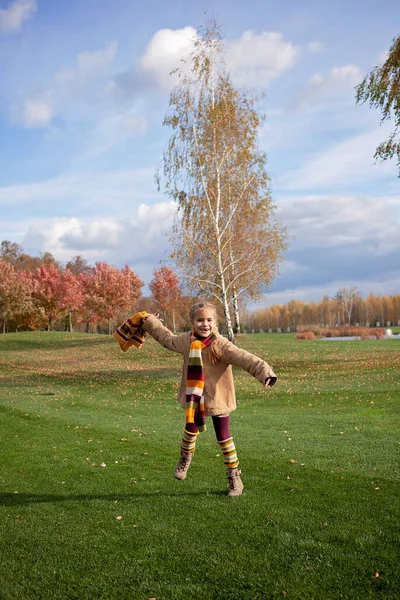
[232,289,241,334]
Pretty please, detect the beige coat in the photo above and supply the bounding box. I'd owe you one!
[142,315,277,417]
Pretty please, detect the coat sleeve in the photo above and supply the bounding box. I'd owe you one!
[219,338,277,386]
[141,314,188,355]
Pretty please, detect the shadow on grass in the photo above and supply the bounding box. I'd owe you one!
[0,491,227,506]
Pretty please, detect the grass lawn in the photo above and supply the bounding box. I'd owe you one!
[0,331,399,600]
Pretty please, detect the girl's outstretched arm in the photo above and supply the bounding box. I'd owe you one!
[142,314,189,355]
[219,338,277,387]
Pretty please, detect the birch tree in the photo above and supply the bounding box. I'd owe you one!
[356,33,400,175]
[158,20,287,340]
[335,287,359,325]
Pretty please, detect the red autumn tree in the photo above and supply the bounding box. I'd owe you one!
[0,260,32,333]
[60,269,85,332]
[25,263,64,331]
[149,266,182,331]
[81,262,143,333]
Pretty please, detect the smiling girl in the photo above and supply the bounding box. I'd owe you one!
[138,301,277,497]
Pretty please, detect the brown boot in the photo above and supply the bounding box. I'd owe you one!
[174,451,193,480]
[227,467,244,497]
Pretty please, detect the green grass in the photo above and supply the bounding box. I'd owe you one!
[0,331,399,600]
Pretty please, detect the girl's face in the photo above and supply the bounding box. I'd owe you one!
[191,308,216,338]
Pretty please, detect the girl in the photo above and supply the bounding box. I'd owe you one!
[137,301,277,497]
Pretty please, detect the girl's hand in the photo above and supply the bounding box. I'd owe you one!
[264,377,277,388]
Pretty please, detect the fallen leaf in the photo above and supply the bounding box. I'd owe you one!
[290,459,297,463]
[116,515,123,521]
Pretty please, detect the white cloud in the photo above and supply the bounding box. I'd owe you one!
[80,110,147,160]
[114,27,299,97]
[297,64,363,108]
[281,124,396,191]
[0,168,162,213]
[278,194,400,253]
[22,201,176,265]
[310,64,362,90]
[0,0,36,33]
[55,41,118,88]
[227,30,299,86]
[268,192,400,299]
[138,26,197,92]
[12,90,53,128]
[11,41,119,129]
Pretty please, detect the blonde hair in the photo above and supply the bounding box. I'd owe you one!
[189,302,222,365]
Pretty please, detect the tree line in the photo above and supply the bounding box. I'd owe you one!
[1,241,398,335]
[0,241,186,334]
[243,289,400,333]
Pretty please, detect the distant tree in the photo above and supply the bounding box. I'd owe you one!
[14,254,44,273]
[40,252,61,269]
[60,269,84,332]
[135,296,159,315]
[149,266,183,332]
[0,241,62,273]
[335,287,359,325]
[0,240,23,265]
[66,255,93,276]
[356,33,400,175]
[25,263,64,330]
[0,260,31,333]
[81,263,143,333]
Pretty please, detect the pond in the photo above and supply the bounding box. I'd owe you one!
[321,334,400,341]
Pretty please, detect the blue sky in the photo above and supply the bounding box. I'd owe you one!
[0,0,399,305]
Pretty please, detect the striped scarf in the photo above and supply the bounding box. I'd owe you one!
[185,329,218,433]
[114,311,149,352]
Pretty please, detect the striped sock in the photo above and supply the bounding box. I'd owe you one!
[218,437,239,468]
[180,428,198,454]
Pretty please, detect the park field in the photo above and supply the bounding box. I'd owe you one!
[0,331,399,600]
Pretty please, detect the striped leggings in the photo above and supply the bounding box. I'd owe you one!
[180,414,239,469]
